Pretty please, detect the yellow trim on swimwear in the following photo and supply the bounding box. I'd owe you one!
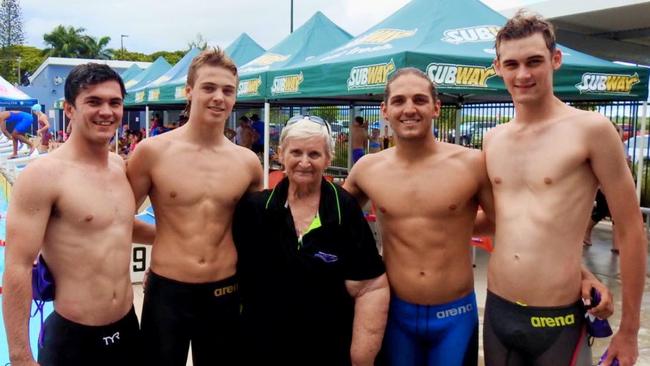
[516,300,528,307]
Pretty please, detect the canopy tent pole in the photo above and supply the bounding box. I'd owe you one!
[347,104,354,171]
[636,101,648,203]
[115,129,119,152]
[454,99,464,145]
[264,101,271,188]
[145,106,150,138]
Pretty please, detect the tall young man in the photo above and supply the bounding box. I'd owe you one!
[483,12,646,366]
[3,63,153,366]
[127,48,262,366]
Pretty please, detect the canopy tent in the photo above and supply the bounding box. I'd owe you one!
[226,33,266,67]
[124,49,200,105]
[120,64,145,82]
[262,0,648,104]
[0,76,37,108]
[124,35,266,107]
[237,11,353,103]
[124,56,172,93]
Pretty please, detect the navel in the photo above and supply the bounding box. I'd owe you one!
[419,271,426,277]
[514,253,520,260]
[494,177,502,184]
[170,191,177,199]
[84,215,93,222]
[448,204,457,211]
[544,177,552,185]
[198,257,206,265]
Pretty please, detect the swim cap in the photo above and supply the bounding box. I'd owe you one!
[31,104,42,112]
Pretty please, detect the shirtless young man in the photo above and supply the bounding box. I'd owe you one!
[351,116,368,163]
[2,63,154,366]
[483,12,646,366]
[343,68,612,366]
[344,67,495,365]
[127,48,262,365]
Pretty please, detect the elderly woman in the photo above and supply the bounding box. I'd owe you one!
[233,115,389,366]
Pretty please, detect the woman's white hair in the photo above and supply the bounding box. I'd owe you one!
[279,118,335,157]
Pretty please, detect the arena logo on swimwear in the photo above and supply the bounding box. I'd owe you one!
[441,25,501,44]
[321,29,416,62]
[575,72,640,95]
[271,72,304,95]
[530,314,575,328]
[214,283,239,297]
[426,63,496,89]
[237,77,263,97]
[436,303,473,319]
[347,59,396,91]
[147,88,160,102]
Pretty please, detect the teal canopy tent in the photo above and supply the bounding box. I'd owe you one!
[263,0,648,103]
[237,11,353,103]
[226,33,266,67]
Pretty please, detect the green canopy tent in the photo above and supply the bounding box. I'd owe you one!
[263,0,648,104]
[125,48,201,107]
[237,11,353,104]
[125,35,266,108]
[120,64,145,83]
[250,0,649,186]
[226,33,266,67]
[124,57,172,104]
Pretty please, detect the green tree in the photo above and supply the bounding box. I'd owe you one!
[0,0,24,82]
[42,25,87,58]
[112,49,151,62]
[0,0,23,48]
[81,35,112,59]
[149,50,185,65]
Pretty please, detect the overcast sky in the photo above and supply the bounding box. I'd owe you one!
[20,0,539,54]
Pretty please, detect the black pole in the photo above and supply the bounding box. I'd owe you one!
[290,0,294,33]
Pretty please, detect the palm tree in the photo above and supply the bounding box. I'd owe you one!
[42,25,86,58]
[81,35,112,59]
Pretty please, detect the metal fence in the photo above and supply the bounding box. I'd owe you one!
[236,101,649,203]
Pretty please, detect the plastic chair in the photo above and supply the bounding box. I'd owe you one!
[268,170,285,189]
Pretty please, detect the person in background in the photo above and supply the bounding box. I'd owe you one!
[351,116,368,163]
[33,104,51,153]
[0,108,36,158]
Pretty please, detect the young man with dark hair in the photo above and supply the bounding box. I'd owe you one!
[127,48,262,365]
[483,11,646,366]
[3,63,153,365]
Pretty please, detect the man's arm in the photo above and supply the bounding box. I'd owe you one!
[0,112,12,140]
[588,116,647,366]
[243,150,263,192]
[345,274,390,366]
[580,264,614,319]
[474,150,496,236]
[2,162,55,365]
[342,163,370,207]
[126,140,154,210]
[132,218,155,244]
[36,114,49,135]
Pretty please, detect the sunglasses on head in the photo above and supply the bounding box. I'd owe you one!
[285,115,331,136]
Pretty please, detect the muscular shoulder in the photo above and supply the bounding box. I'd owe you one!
[12,155,63,198]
